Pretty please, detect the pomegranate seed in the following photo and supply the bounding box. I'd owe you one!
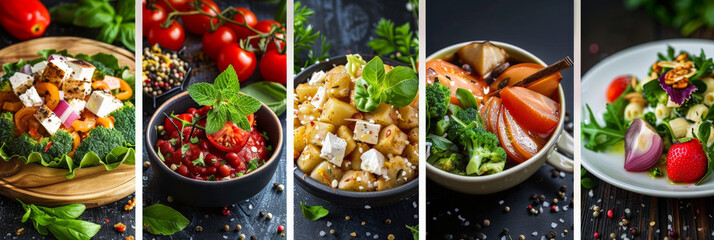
[222,206,230,215]
[593,232,599,238]
[527,205,532,210]
[607,209,614,219]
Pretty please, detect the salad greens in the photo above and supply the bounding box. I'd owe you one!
[143,204,189,235]
[582,85,633,152]
[300,202,328,220]
[353,56,418,112]
[187,65,262,134]
[50,0,135,51]
[18,200,100,240]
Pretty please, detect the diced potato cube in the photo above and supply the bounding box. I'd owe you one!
[305,121,336,147]
[344,143,369,171]
[396,105,419,130]
[364,103,397,127]
[336,125,356,155]
[337,170,376,192]
[402,144,419,167]
[295,83,319,102]
[294,126,307,157]
[297,144,322,173]
[408,128,418,144]
[319,98,358,126]
[374,124,408,155]
[309,161,344,186]
[296,103,320,126]
[377,156,416,190]
[324,66,351,98]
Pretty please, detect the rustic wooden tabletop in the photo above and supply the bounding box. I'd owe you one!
[580,0,714,239]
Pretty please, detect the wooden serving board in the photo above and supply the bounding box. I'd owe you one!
[0,37,136,207]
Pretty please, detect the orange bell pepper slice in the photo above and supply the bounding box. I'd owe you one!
[91,81,110,90]
[96,116,114,129]
[114,79,133,100]
[14,106,39,133]
[35,82,61,109]
[2,101,23,112]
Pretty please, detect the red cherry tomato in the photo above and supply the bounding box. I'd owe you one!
[259,49,286,85]
[217,43,257,82]
[249,20,283,50]
[217,164,231,177]
[180,0,220,35]
[155,0,189,11]
[147,20,185,51]
[206,121,251,153]
[0,0,50,40]
[229,8,258,40]
[142,3,166,35]
[606,76,631,103]
[202,26,237,60]
[164,113,193,134]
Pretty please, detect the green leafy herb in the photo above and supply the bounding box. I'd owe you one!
[368,18,419,69]
[208,175,215,181]
[455,88,479,110]
[190,137,199,144]
[300,202,329,220]
[187,66,262,134]
[240,81,287,115]
[625,0,714,36]
[405,224,419,240]
[49,0,135,50]
[294,1,331,73]
[192,152,205,167]
[18,200,100,240]
[649,167,663,178]
[247,158,260,172]
[582,85,633,152]
[354,56,418,112]
[143,204,189,235]
[581,177,596,189]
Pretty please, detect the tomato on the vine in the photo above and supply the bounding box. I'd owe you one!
[147,20,185,51]
[206,121,251,153]
[180,0,220,35]
[142,3,166,35]
[155,0,189,11]
[202,26,237,60]
[217,43,257,82]
[249,20,283,50]
[260,49,286,85]
[164,113,193,134]
[229,8,258,40]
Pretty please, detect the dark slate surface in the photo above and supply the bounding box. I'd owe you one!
[580,0,714,239]
[293,0,420,239]
[0,0,135,239]
[426,0,575,239]
[141,0,287,240]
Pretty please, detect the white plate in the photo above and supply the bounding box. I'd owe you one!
[581,39,714,198]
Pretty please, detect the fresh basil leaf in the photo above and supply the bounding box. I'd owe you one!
[37,204,86,219]
[300,202,328,220]
[73,2,115,28]
[215,65,240,94]
[116,0,135,19]
[47,218,100,240]
[119,23,135,51]
[206,107,227,134]
[383,66,418,107]
[96,21,121,44]
[362,56,385,86]
[187,83,218,106]
[143,204,189,235]
[49,3,80,24]
[240,82,286,115]
[455,88,479,110]
[354,79,380,112]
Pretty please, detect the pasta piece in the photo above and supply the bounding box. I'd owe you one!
[686,122,701,138]
[666,98,681,108]
[669,117,689,139]
[654,103,672,120]
[686,104,709,122]
[704,91,714,106]
[624,102,645,121]
[703,77,714,93]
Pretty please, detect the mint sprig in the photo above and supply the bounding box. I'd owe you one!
[187,66,262,134]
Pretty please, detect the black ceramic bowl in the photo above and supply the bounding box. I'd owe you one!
[293,55,418,207]
[145,91,283,207]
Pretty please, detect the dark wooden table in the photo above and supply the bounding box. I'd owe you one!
[0,1,136,239]
[580,0,714,239]
[141,1,287,239]
[293,0,420,239]
[425,0,575,239]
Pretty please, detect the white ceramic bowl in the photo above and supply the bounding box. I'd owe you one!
[426,41,574,194]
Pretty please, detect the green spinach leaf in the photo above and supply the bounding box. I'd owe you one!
[143,204,189,235]
[300,202,329,220]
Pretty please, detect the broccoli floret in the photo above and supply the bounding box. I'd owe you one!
[426,82,451,119]
[46,130,73,159]
[458,128,506,175]
[74,127,124,161]
[433,152,466,174]
[110,105,135,145]
[446,108,485,143]
[455,108,484,128]
[6,130,74,161]
[0,112,15,145]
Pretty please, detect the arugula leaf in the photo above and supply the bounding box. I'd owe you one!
[143,204,189,235]
[300,202,328,220]
[582,85,633,152]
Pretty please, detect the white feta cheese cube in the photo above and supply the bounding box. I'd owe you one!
[308,70,326,85]
[9,72,33,95]
[320,132,347,166]
[34,105,62,135]
[61,79,91,100]
[310,87,327,109]
[19,87,43,107]
[67,99,86,114]
[360,149,386,174]
[31,61,47,74]
[86,90,123,117]
[67,59,96,81]
[353,120,381,144]
[40,59,73,86]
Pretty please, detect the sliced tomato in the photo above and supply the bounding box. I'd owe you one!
[236,128,269,164]
[497,108,527,164]
[207,121,251,153]
[502,107,544,160]
[164,113,193,133]
[606,76,630,103]
[500,86,560,135]
[426,59,488,105]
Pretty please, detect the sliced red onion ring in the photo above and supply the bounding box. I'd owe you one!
[52,100,80,127]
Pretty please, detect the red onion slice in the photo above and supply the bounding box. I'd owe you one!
[48,54,67,62]
[624,119,664,171]
[20,64,32,75]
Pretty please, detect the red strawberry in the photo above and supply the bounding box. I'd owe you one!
[667,139,707,183]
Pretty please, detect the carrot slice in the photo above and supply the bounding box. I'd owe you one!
[497,108,527,164]
[487,98,502,135]
[480,97,494,132]
[96,117,114,128]
[3,101,23,112]
[502,107,543,160]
